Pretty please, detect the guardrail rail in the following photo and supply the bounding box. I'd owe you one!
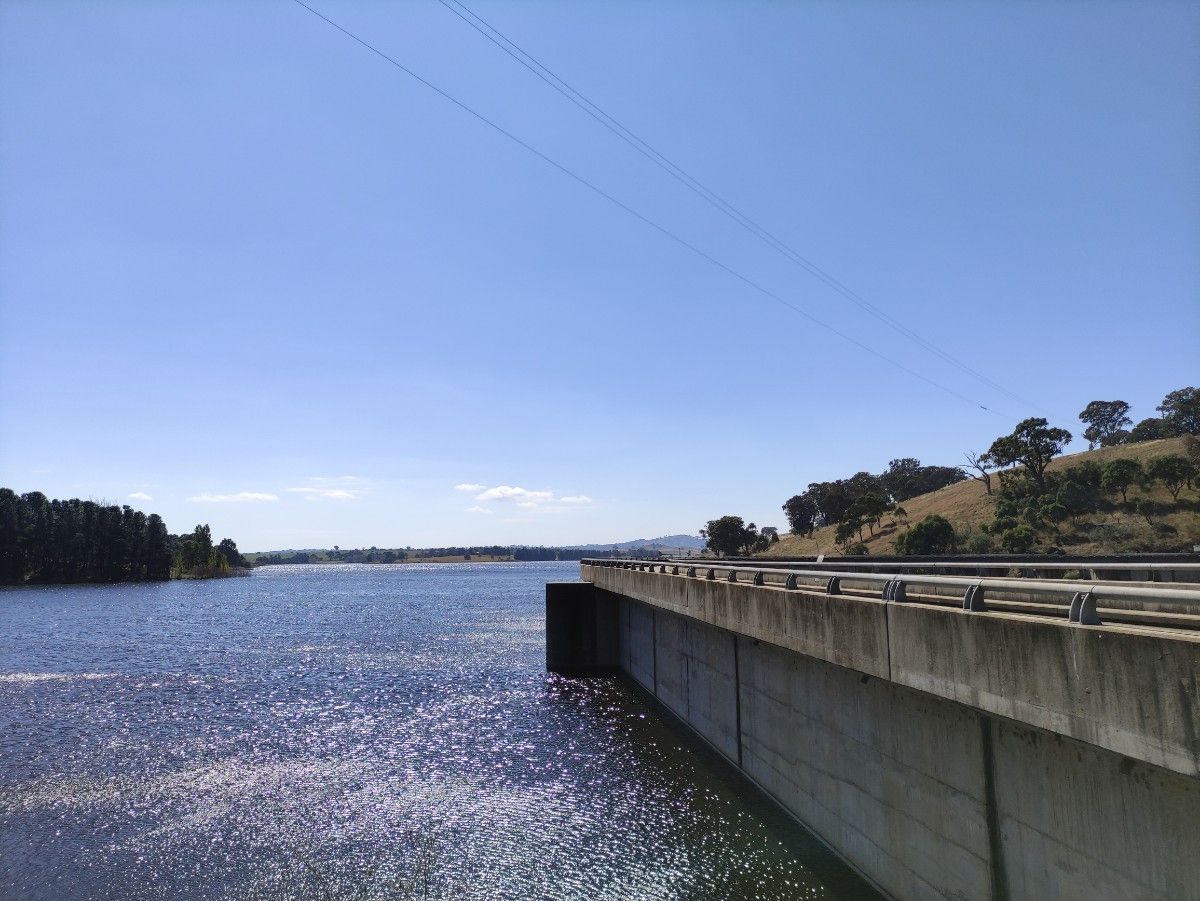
[582,558,1200,631]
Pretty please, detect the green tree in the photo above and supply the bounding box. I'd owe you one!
[988,418,1073,492]
[880,458,965,503]
[1157,386,1200,435]
[894,514,957,555]
[145,514,172,580]
[700,516,757,557]
[217,538,244,568]
[1145,455,1195,502]
[849,494,889,536]
[834,519,860,552]
[1100,458,1142,503]
[1057,479,1099,524]
[180,524,214,570]
[781,494,818,537]
[1078,400,1132,450]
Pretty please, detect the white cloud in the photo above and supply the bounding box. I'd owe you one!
[188,492,279,503]
[286,476,365,501]
[465,506,493,514]
[475,485,554,503]
[128,491,153,502]
[286,487,359,501]
[461,484,592,514]
[455,483,486,492]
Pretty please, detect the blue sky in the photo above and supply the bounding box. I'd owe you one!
[1,1,1197,551]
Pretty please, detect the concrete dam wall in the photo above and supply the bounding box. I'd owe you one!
[547,564,1200,900]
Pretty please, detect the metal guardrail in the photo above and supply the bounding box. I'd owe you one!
[581,558,1200,629]
[668,557,1200,581]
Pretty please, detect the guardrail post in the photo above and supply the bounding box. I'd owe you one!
[707,568,717,581]
[727,570,738,583]
[1068,591,1102,625]
[883,579,907,603]
[687,567,696,578]
[752,572,764,586]
[784,574,798,590]
[963,584,987,612]
[826,576,841,595]
[672,566,680,576]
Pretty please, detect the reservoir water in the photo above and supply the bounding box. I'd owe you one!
[0,562,878,899]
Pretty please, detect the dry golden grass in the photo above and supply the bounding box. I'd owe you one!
[763,436,1200,556]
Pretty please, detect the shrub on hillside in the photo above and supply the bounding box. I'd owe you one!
[1000,525,1038,553]
[894,515,957,555]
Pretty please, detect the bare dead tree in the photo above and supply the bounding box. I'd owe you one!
[964,451,995,496]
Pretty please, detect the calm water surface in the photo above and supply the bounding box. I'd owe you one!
[0,563,877,899]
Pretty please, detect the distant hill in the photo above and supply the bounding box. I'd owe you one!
[245,534,706,563]
[764,436,1199,557]
[571,534,706,553]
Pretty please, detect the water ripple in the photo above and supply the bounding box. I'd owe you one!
[0,563,873,899]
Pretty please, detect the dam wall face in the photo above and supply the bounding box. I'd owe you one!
[552,566,1200,901]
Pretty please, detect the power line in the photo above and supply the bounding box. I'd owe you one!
[437,0,1037,412]
[290,0,1003,415]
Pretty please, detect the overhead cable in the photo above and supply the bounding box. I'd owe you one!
[438,0,1038,412]
[291,0,1003,415]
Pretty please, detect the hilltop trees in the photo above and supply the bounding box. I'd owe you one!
[1078,400,1132,449]
[1158,387,1200,436]
[715,385,1200,558]
[880,458,966,502]
[778,459,963,542]
[1079,387,1199,445]
[1070,387,1196,448]
[1130,418,1167,442]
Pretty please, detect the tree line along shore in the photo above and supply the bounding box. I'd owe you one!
[246,546,621,566]
[0,489,245,586]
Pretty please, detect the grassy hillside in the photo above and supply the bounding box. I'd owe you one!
[764,436,1200,556]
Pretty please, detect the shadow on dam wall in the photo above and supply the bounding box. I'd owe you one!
[546,575,1200,901]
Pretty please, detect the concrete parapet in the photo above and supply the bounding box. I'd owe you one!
[886,602,1200,777]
